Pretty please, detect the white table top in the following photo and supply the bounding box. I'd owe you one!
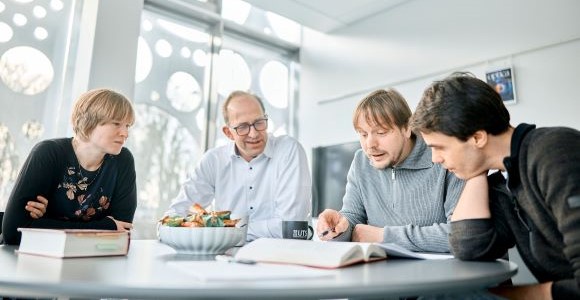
[0,239,517,299]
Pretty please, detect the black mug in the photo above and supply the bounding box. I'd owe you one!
[282,220,314,240]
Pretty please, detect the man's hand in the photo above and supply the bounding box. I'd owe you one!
[352,224,384,242]
[451,172,491,221]
[316,209,348,241]
[26,195,48,219]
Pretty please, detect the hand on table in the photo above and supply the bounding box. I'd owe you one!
[316,209,349,241]
[352,224,384,243]
[107,216,133,231]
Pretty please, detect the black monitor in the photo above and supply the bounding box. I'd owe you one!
[311,141,361,216]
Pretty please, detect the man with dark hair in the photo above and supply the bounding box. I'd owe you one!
[410,72,580,299]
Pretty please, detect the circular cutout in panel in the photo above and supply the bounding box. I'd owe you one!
[0,46,54,95]
[217,49,251,97]
[180,47,191,58]
[12,13,27,26]
[0,22,13,42]
[193,49,207,67]
[150,90,160,102]
[135,37,153,83]
[154,38,172,58]
[141,19,153,32]
[21,119,43,140]
[166,71,202,112]
[259,60,289,109]
[34,27,48,40]
[33,5,47,18]
[50,0,64,11]
[196,108,206,132]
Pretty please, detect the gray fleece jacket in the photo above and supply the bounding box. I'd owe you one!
[335,137,464,252]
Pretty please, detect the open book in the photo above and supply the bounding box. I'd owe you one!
[234,238,387,269]
[17,228,130,258]
[234,238,454,269]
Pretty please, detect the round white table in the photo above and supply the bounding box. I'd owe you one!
[0,240,517,299]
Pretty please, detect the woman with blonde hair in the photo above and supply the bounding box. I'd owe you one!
[1,88,137,245]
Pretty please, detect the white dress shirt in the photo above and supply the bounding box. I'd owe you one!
[166,134,312,241]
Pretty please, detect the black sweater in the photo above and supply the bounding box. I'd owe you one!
[1,138,137,245]
[450,124,580,299]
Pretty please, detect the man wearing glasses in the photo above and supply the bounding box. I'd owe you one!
[165,91,311,241]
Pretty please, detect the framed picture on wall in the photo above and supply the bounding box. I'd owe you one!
[485,66,517,105]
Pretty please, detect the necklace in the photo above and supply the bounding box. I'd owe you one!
[72,138,105,190]
[77,161,103,190]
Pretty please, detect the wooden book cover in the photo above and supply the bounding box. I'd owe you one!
[17,228,130,258]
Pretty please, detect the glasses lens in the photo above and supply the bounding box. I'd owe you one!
[236,124,250,135]
[255,119,268,131]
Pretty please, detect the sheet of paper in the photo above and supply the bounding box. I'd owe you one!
[167,261,337,281]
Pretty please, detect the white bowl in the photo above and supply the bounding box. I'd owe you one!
[158,224,247,254]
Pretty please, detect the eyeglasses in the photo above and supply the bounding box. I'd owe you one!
[231,116,268,136]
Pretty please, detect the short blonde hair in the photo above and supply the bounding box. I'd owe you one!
[71,88,135,140]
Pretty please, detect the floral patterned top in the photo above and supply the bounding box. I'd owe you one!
[2,138,137,245]
[57,156,112,221]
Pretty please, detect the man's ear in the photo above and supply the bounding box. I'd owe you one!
[222,126,235,141]
[472,130,488,148]
[402,125,412,139]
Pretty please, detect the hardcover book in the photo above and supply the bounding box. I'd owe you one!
[17,228,130,258]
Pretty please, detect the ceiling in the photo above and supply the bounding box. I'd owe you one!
[244,0,411,33]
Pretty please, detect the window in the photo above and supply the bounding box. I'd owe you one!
[0,0,301,239]
[0,0,79,210]
[129,0,301,238]
[214,33,297,146]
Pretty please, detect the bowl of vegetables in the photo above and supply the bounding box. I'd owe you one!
[158,204,247,254]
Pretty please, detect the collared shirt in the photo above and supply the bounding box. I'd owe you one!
[166,134,312,241]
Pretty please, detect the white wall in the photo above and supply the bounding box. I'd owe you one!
[298,0,580,155]
[298,0,580,284]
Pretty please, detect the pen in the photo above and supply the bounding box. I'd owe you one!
[215,255,256,265]
[319,227,335,238]
[319,227,344,239]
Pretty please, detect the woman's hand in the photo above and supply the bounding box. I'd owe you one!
[107,216,133,231]
[25,195,48,219]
